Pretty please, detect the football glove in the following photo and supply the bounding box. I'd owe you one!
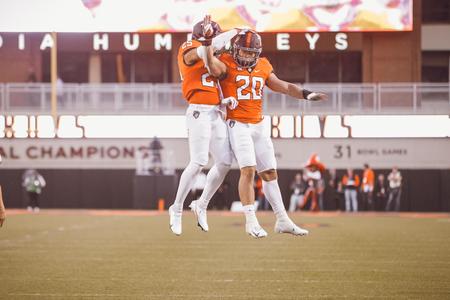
[303,89,327,101]
[221,96,238,110]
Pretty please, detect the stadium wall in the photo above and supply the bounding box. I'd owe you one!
[0,168,449,212]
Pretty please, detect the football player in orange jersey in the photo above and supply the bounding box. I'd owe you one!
[168,16,239,236]
[203,29,327,237]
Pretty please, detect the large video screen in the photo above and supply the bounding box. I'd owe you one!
[0,0,413,33]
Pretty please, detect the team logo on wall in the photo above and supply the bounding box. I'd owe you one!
[193,111,200,119]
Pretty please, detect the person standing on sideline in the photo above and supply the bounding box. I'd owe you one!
[22,169,46,212]
[288,172,306,212]
[328,168,344,211]
[342,168,360,212]
[149,136,164,175]
[374,173,388,211]
[302,154,326,211]
[386,167,403,211]
[361,163,375,211]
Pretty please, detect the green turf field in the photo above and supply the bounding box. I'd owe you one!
[1,210,450,299]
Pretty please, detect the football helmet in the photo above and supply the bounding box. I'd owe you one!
[191,19,222,44]
[232,29,262,68]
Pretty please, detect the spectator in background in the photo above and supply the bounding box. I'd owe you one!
[254,175,269,211]
[361,163,375,211]
[301,154,326,211]
[342,168,360,212]
[289,172,306,212]
[328,168,344,211]
[374,173,388,211]
[149,136,164,174]
[22,169,46,213]
[386,167,402,211]
[0,155,5,227]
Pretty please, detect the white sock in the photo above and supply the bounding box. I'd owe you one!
[262,179,289,221]
[243,204,258,224]
[197,163,230,210]
[172,162,202,212]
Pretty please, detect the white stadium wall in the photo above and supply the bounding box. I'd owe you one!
[1,138,450,170]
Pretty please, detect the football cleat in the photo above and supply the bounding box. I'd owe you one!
[245,222,268,239]
[189,200,209,232]
[168,204,182,236]
[275,219,309,236]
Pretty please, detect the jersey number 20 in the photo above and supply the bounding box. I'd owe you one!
[236,75,264,100]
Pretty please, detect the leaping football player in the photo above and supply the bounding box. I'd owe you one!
[202,29,327,236]
[168,16,239,236]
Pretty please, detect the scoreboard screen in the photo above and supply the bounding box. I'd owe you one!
[0,0,413,33]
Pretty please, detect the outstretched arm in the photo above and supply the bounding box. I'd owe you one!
[266,73,327,101]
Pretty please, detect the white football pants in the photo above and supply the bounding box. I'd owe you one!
[186,104,233,166]
[226,118,276,173]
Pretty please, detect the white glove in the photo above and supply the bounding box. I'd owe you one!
[221,96,238,110]
[305,91,327,101]
[307,92,320,101]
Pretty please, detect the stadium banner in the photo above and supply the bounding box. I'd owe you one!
[1,138,449,170]
[1,115,449,139]
[0,32,360,52]
[0,0,413,33]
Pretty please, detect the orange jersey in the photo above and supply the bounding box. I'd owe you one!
[219,53,273,124]
[362,169,375,188]
[177,40,220,105]
[342,175,360,187]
